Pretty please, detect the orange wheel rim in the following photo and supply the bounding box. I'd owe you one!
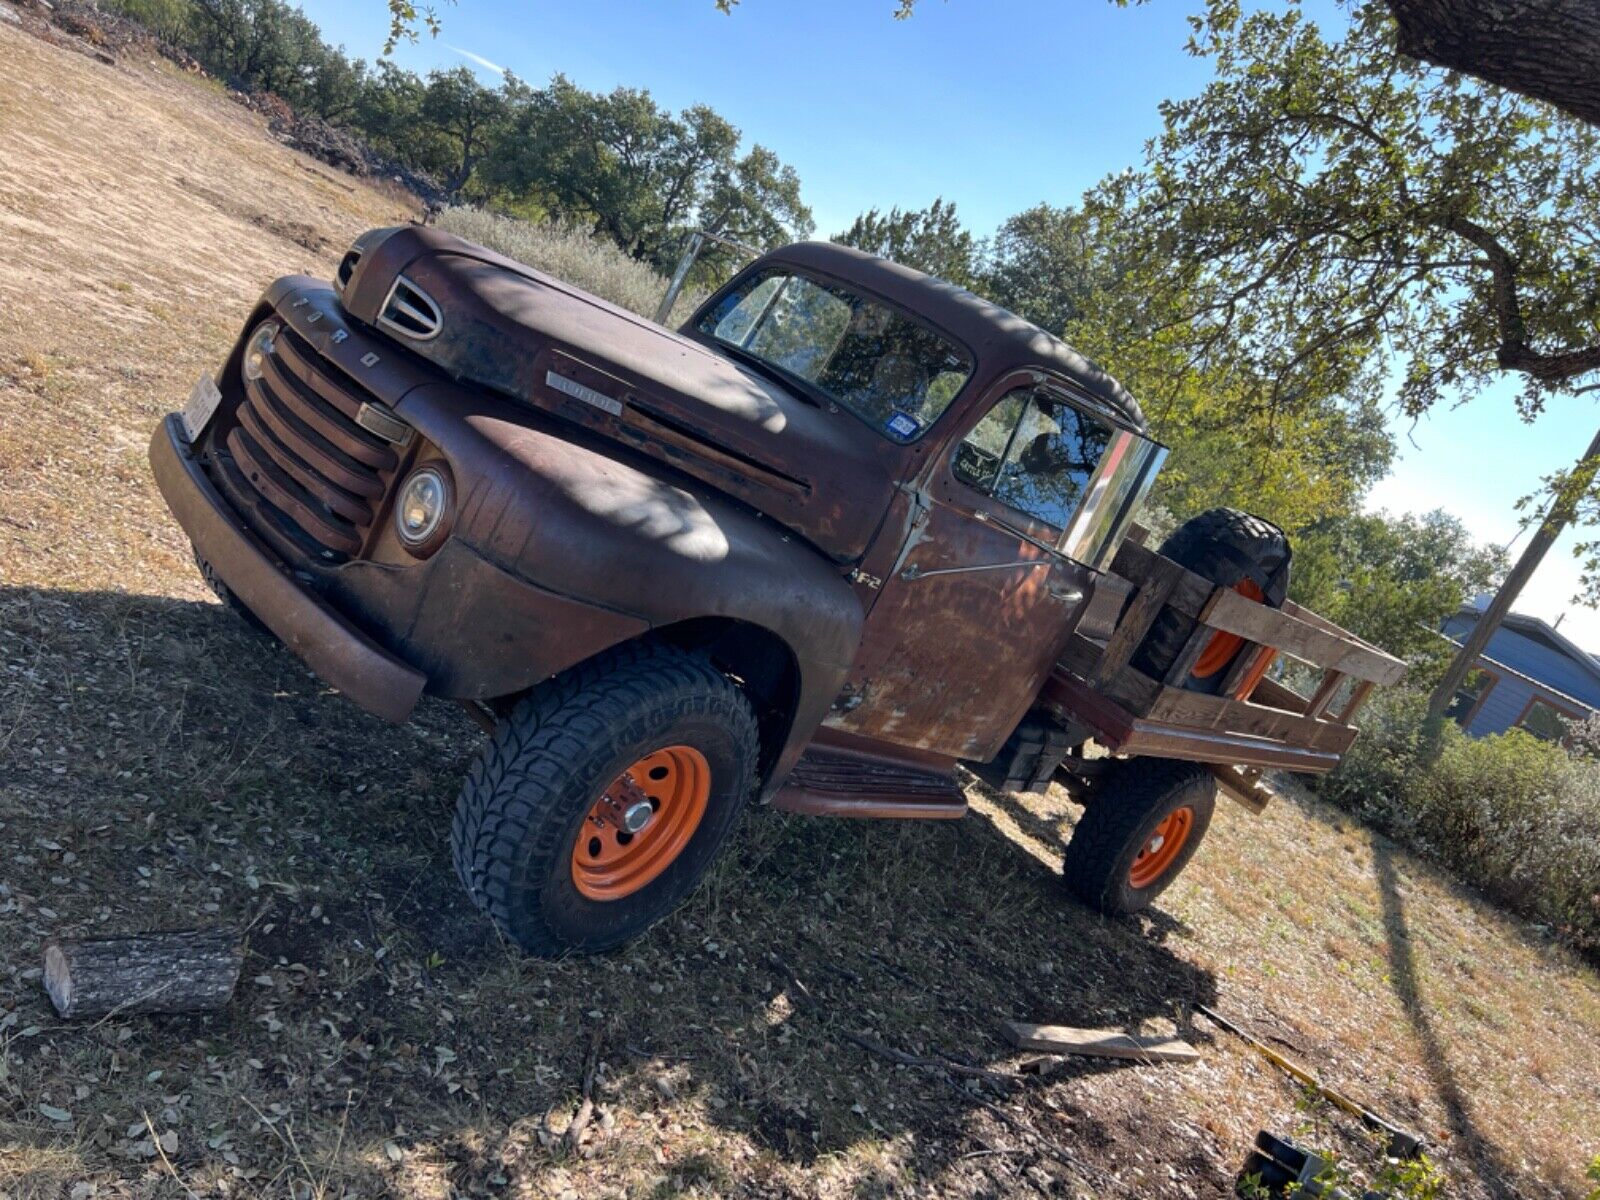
[1129,806,1194,889]
[1192,578,1266,679]
[571,745,711,901]
[1233,647,1278,701]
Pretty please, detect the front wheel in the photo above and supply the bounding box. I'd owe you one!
[451,641,759,956]
[1062,759,1215,915]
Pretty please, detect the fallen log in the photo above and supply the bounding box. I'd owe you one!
[44,929,244,1019]
[1002,1021,1199,1064]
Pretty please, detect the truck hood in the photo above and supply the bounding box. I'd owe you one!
[341,226,895,562]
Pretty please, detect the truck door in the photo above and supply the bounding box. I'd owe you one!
[825,379,1155,762]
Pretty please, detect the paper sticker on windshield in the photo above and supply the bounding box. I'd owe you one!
[885,411,920,440]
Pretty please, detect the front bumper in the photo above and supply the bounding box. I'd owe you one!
[149,413,427,723]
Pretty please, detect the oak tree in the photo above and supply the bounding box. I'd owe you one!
[834,198,979,288]
[1117,3,1599,716]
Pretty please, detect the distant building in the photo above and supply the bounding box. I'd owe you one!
[1440,597,1600,739]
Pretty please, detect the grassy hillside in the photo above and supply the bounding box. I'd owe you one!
[1,20,1598,1200]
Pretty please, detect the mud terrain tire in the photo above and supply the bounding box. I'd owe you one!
[1131,508,1290,694]
[451,641,759,956]
[1062,758,1215,914]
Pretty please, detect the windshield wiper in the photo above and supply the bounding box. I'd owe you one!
[712,340,823,408]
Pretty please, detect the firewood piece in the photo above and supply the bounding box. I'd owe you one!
[1002,1021,1199,1064]
[44,929,244,1019]
[564,1025,604,1151]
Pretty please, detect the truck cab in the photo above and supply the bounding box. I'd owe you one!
[153,225,1356,956]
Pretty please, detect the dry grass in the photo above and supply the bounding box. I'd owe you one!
[2,20,1600,1200]
[434,208,707,325]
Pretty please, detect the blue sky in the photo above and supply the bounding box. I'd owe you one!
[299,0,1600,647]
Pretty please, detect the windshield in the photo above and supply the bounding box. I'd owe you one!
[696,269,974,442]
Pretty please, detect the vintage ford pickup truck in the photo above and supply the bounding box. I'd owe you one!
[149,225,1403,955]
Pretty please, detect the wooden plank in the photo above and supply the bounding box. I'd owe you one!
[1040,669,1139,747]
[1209,763,1275,816]
[1105,668,1161,716]
[1305,671,1348,720]
[1117,722,1346,772]
[1003,1022,1200,1064]
[1056,667,1359,760]
[1283,600,1390,657]
[1204,588,1406,686]
[1058,638,1162,716]
[1109,539,1213,619]
[1057,633,1104,681]
[1252,676,1309,714]
[1162,619,1216,686]
[1146,684,1316,742]
[1338,679,1377,723]
[1090,557,1184,687]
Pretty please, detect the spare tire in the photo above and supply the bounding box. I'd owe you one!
[1130,508,1291,695]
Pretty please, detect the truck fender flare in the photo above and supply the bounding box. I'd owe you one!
[394,382,863,796]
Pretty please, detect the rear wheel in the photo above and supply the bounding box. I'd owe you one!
[1062,759,1215,915]
[450,641,759,956]
[1131,508,1290,695]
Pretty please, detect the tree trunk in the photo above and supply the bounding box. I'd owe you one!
[1426,425,1600,722]
[44,929,244,1020]
[1385,0,1600,129]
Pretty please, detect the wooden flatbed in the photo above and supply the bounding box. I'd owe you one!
[1043,531,1406,778]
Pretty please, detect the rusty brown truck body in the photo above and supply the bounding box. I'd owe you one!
[149,225,1403,954]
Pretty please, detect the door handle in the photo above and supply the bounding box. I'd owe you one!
[1048,584,1085,604]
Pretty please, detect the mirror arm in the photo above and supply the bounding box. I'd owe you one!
[900,558,1048,581]
[973,509,1070,559]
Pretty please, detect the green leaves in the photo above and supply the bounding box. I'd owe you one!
[487,76,813,275]
[1122,3,1600,421]
[139,2,813,278]
[383,0,449,55]
[834,199,979,288]
[1289,510,1507,661]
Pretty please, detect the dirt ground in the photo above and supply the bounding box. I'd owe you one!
[2,19,1599,1200]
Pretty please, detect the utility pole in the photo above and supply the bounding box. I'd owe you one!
[1427,425,1600,722]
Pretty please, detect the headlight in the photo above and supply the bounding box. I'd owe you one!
[395,464,452,554]
[241,322,279,383]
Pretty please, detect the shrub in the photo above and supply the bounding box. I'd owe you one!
[1323,689,1600,953]
[434,208,705,324]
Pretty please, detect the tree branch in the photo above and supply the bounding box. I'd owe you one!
[1440,212,1600,384]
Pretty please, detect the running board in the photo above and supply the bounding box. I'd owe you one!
[773,748,968,819]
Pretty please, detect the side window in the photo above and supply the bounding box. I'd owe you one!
[953,392,1026,491]
[1445,667,1497,726]
[1519,698,1579,742]
[953,389,1115,531]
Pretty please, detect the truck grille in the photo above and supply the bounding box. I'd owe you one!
[220,328,403,560]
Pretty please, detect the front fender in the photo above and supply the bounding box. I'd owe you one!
[396,382,864,786]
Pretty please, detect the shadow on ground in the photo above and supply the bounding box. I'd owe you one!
[1373,842,1520,1200]
[1,585,1227,1196]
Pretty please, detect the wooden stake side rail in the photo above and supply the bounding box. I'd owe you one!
[1048,536,1406,773]
[1109,539,1404,688]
